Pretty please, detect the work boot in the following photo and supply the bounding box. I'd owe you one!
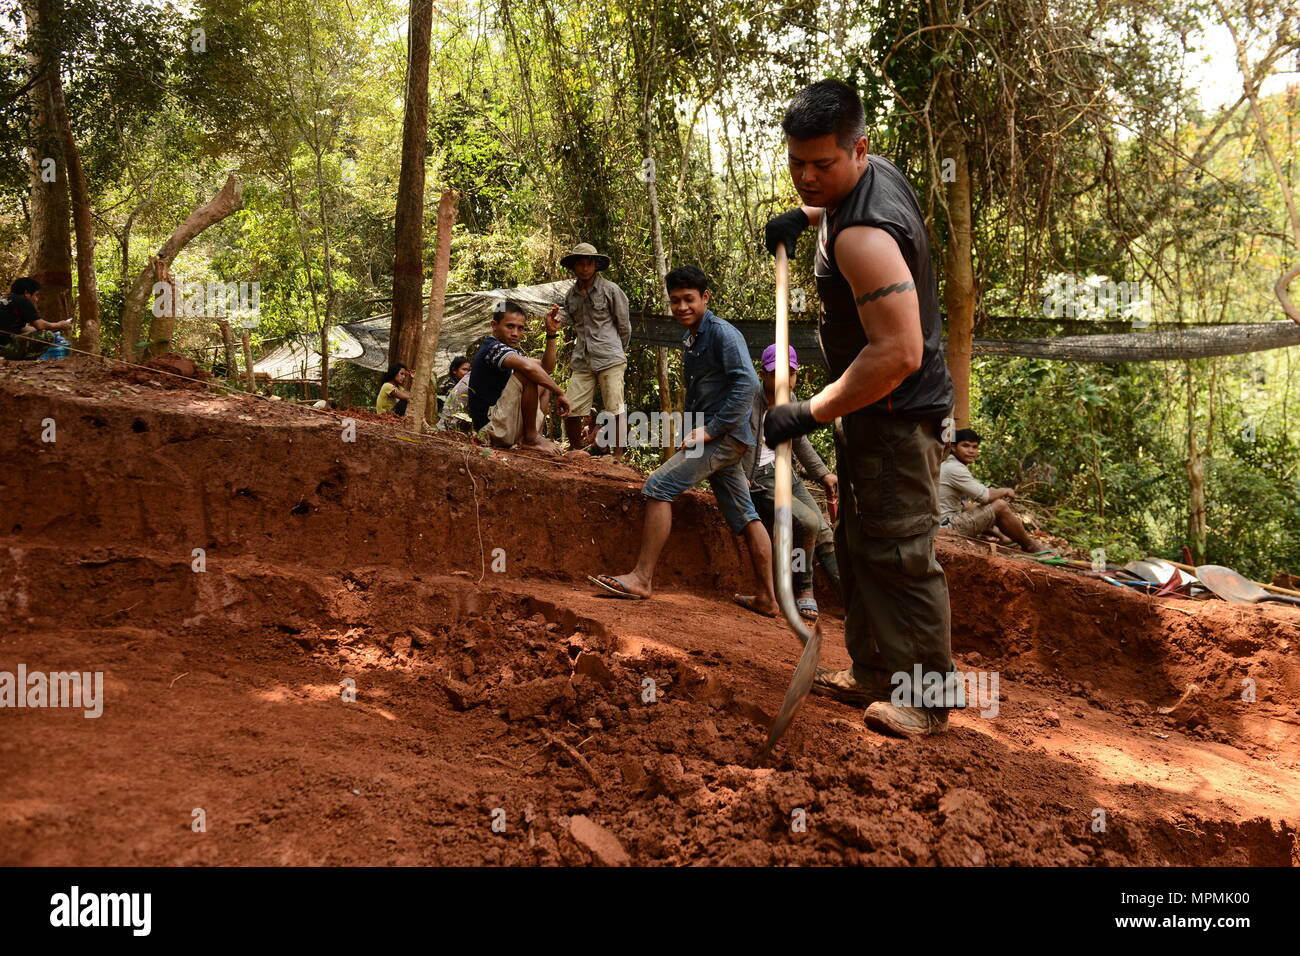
[811,667,889,707]
[863,701,949,738]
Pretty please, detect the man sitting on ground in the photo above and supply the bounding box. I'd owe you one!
[0,277,72,360]
[743,344,842,623]
[589,266,779,616]
[940,428,1049,553]
[467,300,570,454]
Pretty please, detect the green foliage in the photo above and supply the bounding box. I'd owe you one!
[1207,424,1300,578]
[971,354,1300,577]
[5,0,1300,581]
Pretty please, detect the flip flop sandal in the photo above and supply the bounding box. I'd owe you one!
[587,574,647,600]
[796,598,819,622]
[1031,549,1071,561]
[733,594,778,618]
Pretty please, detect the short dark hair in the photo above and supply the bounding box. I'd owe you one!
[954,428,982,444]
[450,355,469,372]
[382,362,408,384]
[11,276,40,296]
[493,299,528,321]
[782,79,867,151]
[665,265,709,295]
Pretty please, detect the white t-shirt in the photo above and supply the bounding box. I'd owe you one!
[757,411,776,468]
[938,454,990,521]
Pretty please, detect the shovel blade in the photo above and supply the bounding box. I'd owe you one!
[758,622,822,758]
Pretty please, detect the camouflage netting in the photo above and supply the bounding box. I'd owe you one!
[255,290,1300,382]
[972,321,1300,363]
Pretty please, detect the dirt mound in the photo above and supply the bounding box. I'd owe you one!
[0,361,1296,866]
[107,351,207,389]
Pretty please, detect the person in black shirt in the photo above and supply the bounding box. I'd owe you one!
[0,277,72,360]
[441,355,470,395]
[762,80,959,738]
[467,300,570,454]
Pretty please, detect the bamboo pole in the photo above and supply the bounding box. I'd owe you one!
[407,190,458,433]
[240,328,255,392]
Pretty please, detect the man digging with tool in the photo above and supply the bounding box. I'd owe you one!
[589,266,779,617]
[762,79,963,738]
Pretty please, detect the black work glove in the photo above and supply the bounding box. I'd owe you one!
[764,400,821,449]
[764,208,809,257]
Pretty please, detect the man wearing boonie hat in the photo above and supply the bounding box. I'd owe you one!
[558,242,631,459]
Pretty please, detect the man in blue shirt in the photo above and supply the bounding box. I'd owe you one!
[590,266,778,616]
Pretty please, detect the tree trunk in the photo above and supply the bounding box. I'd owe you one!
[49,59,99,353]
[315,147,336,401]
[642,108,675,457]
[218,319,237,381]
[241,329,255,392]
[146,259,180,357]
[389,0,433,368]
[407,191,458,433]
[936,67,975,426]
[21,0,73,328]
[1185,362,1207,563]
[119,174,243,361]
[1216,0,1300,323]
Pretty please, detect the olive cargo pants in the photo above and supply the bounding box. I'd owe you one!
[833,411,963,710]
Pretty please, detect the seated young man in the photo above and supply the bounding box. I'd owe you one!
[467,300,570,454]
[0,276,72,360]
[743,344,841,623]
[589,266,778,617]
[939,428,1048,553]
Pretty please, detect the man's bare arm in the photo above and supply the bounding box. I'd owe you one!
[807,225,922,422]
[542,305,561,374]
[503,351,569,403]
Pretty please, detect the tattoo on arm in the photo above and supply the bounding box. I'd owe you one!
[855,280,915,305]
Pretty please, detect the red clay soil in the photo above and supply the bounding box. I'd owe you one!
[1,356,1297,866]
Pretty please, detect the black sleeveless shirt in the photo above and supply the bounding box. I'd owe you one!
[814,155,953,419]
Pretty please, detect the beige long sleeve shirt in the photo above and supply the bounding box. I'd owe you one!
[563,276,631,373]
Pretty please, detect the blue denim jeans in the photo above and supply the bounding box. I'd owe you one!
[642,433,760,534]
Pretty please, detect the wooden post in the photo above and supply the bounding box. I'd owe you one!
[218,319,237,382]
[642,107,675,459]
[407,190,459,433]
[241,328,255,393]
